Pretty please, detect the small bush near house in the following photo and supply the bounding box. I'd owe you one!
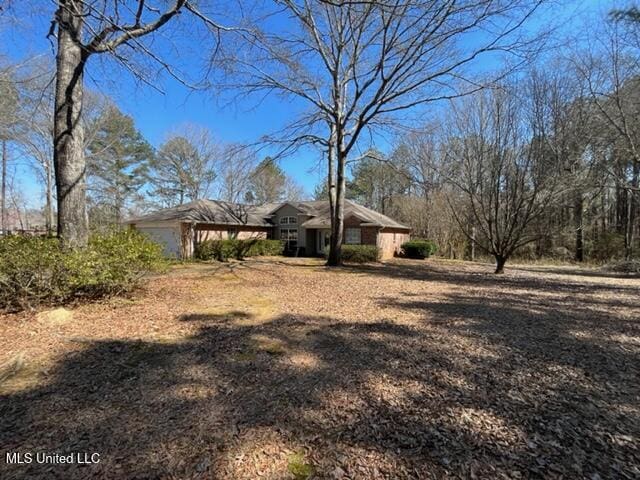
[244,239,285,257]
[340,244,381,263]
[194,239,238,261]
[401,239,438,259]
[194,239,284,261]
[0,230,166,311]
[71,229,167,295]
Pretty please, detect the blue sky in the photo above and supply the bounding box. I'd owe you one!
[0,0,611,209]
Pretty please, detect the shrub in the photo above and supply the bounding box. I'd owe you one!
[605,260,640,274]
[194,238,284,261]
[0,230,166,311]
[591,233,625,261]
[0,236,67,309]
[243,239,285,257]
[401,239,437,259]
[194,239,238,261]
[340,244,381,263]
[71,229,167,295]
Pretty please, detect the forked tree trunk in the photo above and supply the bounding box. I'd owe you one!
[494,254,507,274]
[54,0,89,248]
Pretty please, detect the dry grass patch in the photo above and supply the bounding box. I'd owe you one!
[0,257,638,479]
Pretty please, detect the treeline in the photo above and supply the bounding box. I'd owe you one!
[321,14,640,268]
[0,65,304,232]
[2,1,639,272]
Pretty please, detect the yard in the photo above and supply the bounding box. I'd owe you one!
[1,258,639,479]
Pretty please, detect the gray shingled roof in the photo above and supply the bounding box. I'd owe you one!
[126,199,275,227]
[299,200,410,230]
[126,199,410,230]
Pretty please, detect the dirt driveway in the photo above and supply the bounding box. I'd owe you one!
[1,258,639,479]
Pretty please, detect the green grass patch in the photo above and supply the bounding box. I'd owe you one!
[287,451,315,480]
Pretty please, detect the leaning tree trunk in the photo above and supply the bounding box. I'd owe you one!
[494,254,507,274]
[54,0,89,249]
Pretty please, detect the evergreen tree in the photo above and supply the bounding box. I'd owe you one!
[86,105,153,224]
[348,150,411,214]
[247,157,287,203]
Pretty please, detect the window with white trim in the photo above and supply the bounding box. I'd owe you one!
[280,216,297,225]
[345,228,361,244]
[281,228,298,249]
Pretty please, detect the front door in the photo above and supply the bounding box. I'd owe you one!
[317,229,330,254]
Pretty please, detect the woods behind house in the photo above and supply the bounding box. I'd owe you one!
[0,2,639,272]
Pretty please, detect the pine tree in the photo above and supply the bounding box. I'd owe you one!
[86,105,153,225]
[247,157,287,204]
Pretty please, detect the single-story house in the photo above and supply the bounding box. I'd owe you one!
[125,199,411,259]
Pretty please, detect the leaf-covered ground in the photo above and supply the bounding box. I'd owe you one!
[1,258,639,479]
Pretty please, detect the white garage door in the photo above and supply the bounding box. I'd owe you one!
[137,226,182,258]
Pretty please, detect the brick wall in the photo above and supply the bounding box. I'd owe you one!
[378,230,410,259]
[361,227,377,245]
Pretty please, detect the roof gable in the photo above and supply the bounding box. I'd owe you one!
[126,199,274,227]
[126,199,410,230]
[299,199,410,230]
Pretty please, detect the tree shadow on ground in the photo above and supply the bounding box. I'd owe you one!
[510,264,640,279]
[349,259,640,295]
[1,263,639,479]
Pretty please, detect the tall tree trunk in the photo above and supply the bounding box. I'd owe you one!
[627,162,639,260]
[1,140,6,233]
[54,0,89,248]
[327,146,346,266]
[45,160,54,234]
[574,191,584,262]
[494,254,507,274]
[326,124,339,266]
[470,226,476,262]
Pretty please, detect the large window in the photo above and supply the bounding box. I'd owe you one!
[345,228,361,244]
[281,228,298,249]
[280,216,297,225]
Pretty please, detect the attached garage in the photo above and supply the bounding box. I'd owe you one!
[132,222,182,258]
[126,198,412,260]
[125,199,278,259]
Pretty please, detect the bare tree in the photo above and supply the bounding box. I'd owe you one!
[572,18,640,259]
[445,79,562,273]
[16,60,111,235]
[149,124,219,207]
[231,0,545,265]
[395,127,470,258]
[215,144,257,203]
[50,0,229,248]
[0,64,19,233]
[283,177,306,202]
